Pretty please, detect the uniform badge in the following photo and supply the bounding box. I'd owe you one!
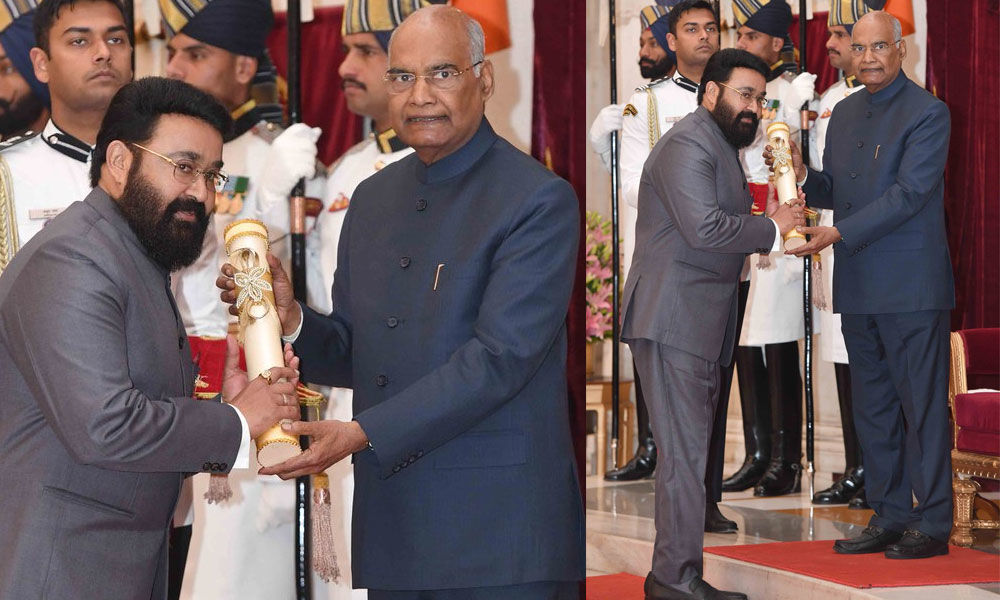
[623,104,638,117]
[762,99,780,121]
[820,108,832,119]
[215,175,249,215]
[327,192,350,212]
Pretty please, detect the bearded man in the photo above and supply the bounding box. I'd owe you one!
[620,48,804,600]
[0,76,300,600]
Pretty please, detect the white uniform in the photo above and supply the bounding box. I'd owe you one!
[739,72,816,346]
[179,115,322,600]
[619,72,699,275]
[810,76,864,364]
[0,120,92,271]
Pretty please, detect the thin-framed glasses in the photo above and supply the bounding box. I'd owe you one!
[717,82,767,108]
[130,143,229,192]
[849,39,902,56]
[383,60,484,94]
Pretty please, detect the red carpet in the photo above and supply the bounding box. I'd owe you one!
[586,573,644,600]
[705,540,1000,588]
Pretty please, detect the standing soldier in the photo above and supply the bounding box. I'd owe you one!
[0,0,131,272]
[157,0,320,598]
[0,3,48,140]
[809,0,871,510]
[589,3,674,485]
[724,0,816,497]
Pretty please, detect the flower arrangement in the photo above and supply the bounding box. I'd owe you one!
[585,211,615,343]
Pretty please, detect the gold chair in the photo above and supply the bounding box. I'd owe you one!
[948,328,1000,547]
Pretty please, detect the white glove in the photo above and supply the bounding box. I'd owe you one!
[785,72,817,111]
[589,103,623,153]
[260,123,321,198]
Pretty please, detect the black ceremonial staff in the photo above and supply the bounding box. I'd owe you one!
[607,0,622,469]
[796,0,816,500]
[286,1,313,598]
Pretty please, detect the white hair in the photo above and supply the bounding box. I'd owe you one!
[855,10,903,42]
[387,6,487,74]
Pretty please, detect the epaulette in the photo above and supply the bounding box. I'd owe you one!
[0,130,39,152]
[251,120,285,144]
[635,75,671,92]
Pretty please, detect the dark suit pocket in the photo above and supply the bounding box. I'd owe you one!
[434,430,527,469]
[675,259,721,277]
[43,485,136,518]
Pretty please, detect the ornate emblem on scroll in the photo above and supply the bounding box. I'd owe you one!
[766,122,807,252]
[224,219,302,467]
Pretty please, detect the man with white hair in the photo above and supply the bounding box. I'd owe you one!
[776,10,954,559]
[218,5,584,598]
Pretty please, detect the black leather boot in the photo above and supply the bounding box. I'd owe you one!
[849,487,870,509]
[813,466,864,504]
[755,342,802,497]
[705,500,738,533]
[606,361,657,481]
[722,344,771,492]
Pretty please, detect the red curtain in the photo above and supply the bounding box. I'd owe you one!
[926,0,1000,329]
[788,12,840,95]
[531,2,587,492]
[267,7,364,167]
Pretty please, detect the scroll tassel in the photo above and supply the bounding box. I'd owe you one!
[205,473,233,503]
[311,472,340,582]
[811,257,828,310]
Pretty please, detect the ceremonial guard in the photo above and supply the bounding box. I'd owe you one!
[157,1,321,598]
[0,0,130,272]
[613,0,717,483]
[0,3,49,140]
[809,0,871,509]
[724,0,816,497]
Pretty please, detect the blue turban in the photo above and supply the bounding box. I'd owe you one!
[733,0,792,38]
[0,12,48,105]
[648,14,676,65]
[160,0,274,58]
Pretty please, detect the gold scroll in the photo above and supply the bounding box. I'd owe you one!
[224,218,301,467]
[766,122,807,252]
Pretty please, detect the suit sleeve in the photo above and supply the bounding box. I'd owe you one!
[353,178,579,478]
[3,237,242,472]
[650,130,775,253]
[620,90,649,209]
[834,102,951,252]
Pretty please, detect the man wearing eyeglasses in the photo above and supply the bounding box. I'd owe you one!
[217,5,584,598]
[156,1,326,598]
[774,10,954,560]
[0,76,302,600]
[0,0,131,273]
[725,0,817,499]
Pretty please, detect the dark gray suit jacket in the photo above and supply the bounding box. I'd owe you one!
[802,72,954,315]
[621,106,776,366]
[294,119,585,590]
[0,188,242,600]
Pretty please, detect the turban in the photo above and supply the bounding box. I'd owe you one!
[828,0,874,35]
[639,5,669,30]
[158,0,274,58]
[342,0,447,51]
[648,16,674,64]
[0,5,47,105]
[732,0,792,38]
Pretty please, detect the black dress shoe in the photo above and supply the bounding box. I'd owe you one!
[644,573,747,600]
[848,487,870,509]
[813,468,864,505]
[884,529,949,559]
[753,460,801,497]
[721,457,768,492]
[605,439,656,481]
[833,525,903,554]
[705,501,738,533]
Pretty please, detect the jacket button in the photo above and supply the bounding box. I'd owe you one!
[857,141,864,148]
[415,199,427,211]
[392,465,401,473]
[220,463,228,471]
[866,111,872,118]
[375,374,388,387]
[417,450,424,458]
[203,462,212,471]
[850,172,857,179]
[386,316,399,328]
[846,202,852,209]
[399,256,411,268]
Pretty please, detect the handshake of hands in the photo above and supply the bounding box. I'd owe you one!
[216,254,369,479]
[763,138,843,256]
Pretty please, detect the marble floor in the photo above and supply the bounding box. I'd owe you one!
[586,473,1000,599]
